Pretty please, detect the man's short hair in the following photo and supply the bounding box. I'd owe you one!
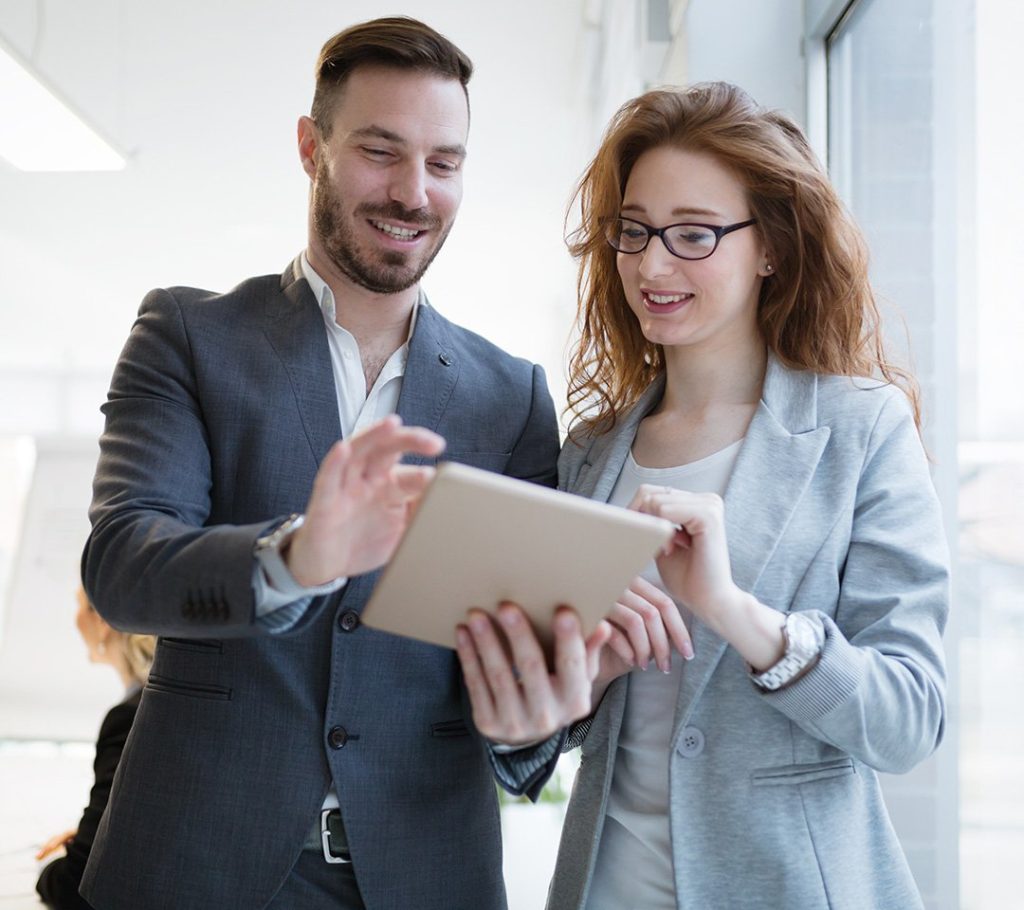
[311,16,473,135]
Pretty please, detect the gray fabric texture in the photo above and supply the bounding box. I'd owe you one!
[547,355,949,910]
[80,260,561,910]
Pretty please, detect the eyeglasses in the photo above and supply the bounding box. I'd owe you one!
[604,216,757,260]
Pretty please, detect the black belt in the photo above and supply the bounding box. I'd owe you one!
[306,808,351,864]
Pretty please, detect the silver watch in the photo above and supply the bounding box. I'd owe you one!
[254,513,307,591]
[749,611,825,691]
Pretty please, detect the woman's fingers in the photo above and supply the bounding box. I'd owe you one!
[628,575,694,660]
[618,588,672,672]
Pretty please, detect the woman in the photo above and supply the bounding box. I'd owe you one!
[35,587,155,910]
[546,83,949,909]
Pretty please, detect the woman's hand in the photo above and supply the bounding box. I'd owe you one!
[36,829,76,861]
[593,576,693,703]
[631,485,788,670]
[630,486,744,630]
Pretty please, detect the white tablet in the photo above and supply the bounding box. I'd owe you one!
[361,461,675,653]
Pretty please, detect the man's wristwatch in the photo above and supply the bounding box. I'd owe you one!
[748,611,826,691]
[254,512,340,596]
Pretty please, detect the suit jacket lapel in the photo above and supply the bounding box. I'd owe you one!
[395,299,460,456]
[341,300,461,610]
[264,258,342,466]
[670,355,830,744]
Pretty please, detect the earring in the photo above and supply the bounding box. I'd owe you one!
[765,263,773,273]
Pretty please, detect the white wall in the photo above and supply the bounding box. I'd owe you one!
[0,0,598,738]
[0,1,597,441]
[685,0,806,119]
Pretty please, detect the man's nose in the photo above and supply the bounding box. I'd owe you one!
[389,162,429,212]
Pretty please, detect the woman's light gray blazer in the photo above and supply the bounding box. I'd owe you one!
[548,355,950,910]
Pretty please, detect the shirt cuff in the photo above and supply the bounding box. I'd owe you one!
[251,561,346,632]
[487,729,566,799]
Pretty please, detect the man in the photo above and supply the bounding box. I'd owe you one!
[81,17,601,910]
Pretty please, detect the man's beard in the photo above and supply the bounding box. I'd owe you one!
[311,169,451,295]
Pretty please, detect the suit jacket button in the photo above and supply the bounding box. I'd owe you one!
[328,726,348,750]
[338,611,360,632]
[676,726,705,758]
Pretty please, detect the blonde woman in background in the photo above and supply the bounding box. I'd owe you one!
[35,587,155,910]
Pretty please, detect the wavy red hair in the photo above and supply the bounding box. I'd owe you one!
[566,82,920,435]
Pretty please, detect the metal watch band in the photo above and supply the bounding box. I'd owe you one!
[749,611,825,691]
[254,513,339,596]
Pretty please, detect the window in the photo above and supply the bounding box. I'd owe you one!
[828,1,1023,908]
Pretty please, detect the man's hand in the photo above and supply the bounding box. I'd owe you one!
[455,603,612,747]
[285,416,445,584]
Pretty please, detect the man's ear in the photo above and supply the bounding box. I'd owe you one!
[297,116,320,180]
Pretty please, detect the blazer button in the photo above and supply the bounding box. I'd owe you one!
[676,726,705,758]
[338,611,360,633]
[328,726,348,750]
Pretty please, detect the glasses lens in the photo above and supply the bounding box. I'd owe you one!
[664,225,717,259]
[607,218,649,253]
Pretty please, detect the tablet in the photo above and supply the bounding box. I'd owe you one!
[360,460,676,653]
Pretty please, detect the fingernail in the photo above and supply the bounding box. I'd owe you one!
[469,615,489,634]
[660,660,670,674]
[499,609,520,628]
[554,612,576,632]
[683,644,695,660]
[455,627,469,648]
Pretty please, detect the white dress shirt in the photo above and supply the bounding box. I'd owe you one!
[253,252,419,612]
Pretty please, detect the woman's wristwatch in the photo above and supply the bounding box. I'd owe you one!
[748,611,826,691]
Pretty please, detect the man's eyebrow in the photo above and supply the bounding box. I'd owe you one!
[350,125,467,159]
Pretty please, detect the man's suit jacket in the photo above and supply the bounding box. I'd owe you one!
[547,356,949,910]
[80,260,560,910]
[36,690,141,910]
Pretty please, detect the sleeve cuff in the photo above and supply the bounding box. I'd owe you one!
[487,729,566,800]
[251,560,346,633]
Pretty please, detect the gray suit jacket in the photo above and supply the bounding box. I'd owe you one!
[80,260,560,910]
[548,356,949,910]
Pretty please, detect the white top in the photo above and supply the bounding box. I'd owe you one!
[586,440,742,910]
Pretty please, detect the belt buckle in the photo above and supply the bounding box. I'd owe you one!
[320,809,352,865]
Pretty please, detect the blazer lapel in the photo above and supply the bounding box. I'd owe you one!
[395,300,460,463]
[669,355,830,744]
[263,258,342,465]
[572,377,666,500]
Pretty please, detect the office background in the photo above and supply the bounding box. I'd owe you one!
[1,1,1018,908]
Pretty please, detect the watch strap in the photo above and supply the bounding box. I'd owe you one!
[254,514,344,597]
[749,611,825,691]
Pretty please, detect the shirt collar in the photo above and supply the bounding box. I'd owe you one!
[300,251,420,343]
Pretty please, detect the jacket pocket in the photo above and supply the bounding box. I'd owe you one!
[751,757,855,787]
[158,637,224,654]
[146,673,232,701]
[431,719,470,738]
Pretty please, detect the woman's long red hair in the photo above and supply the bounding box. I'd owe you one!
[566,82,920,436]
